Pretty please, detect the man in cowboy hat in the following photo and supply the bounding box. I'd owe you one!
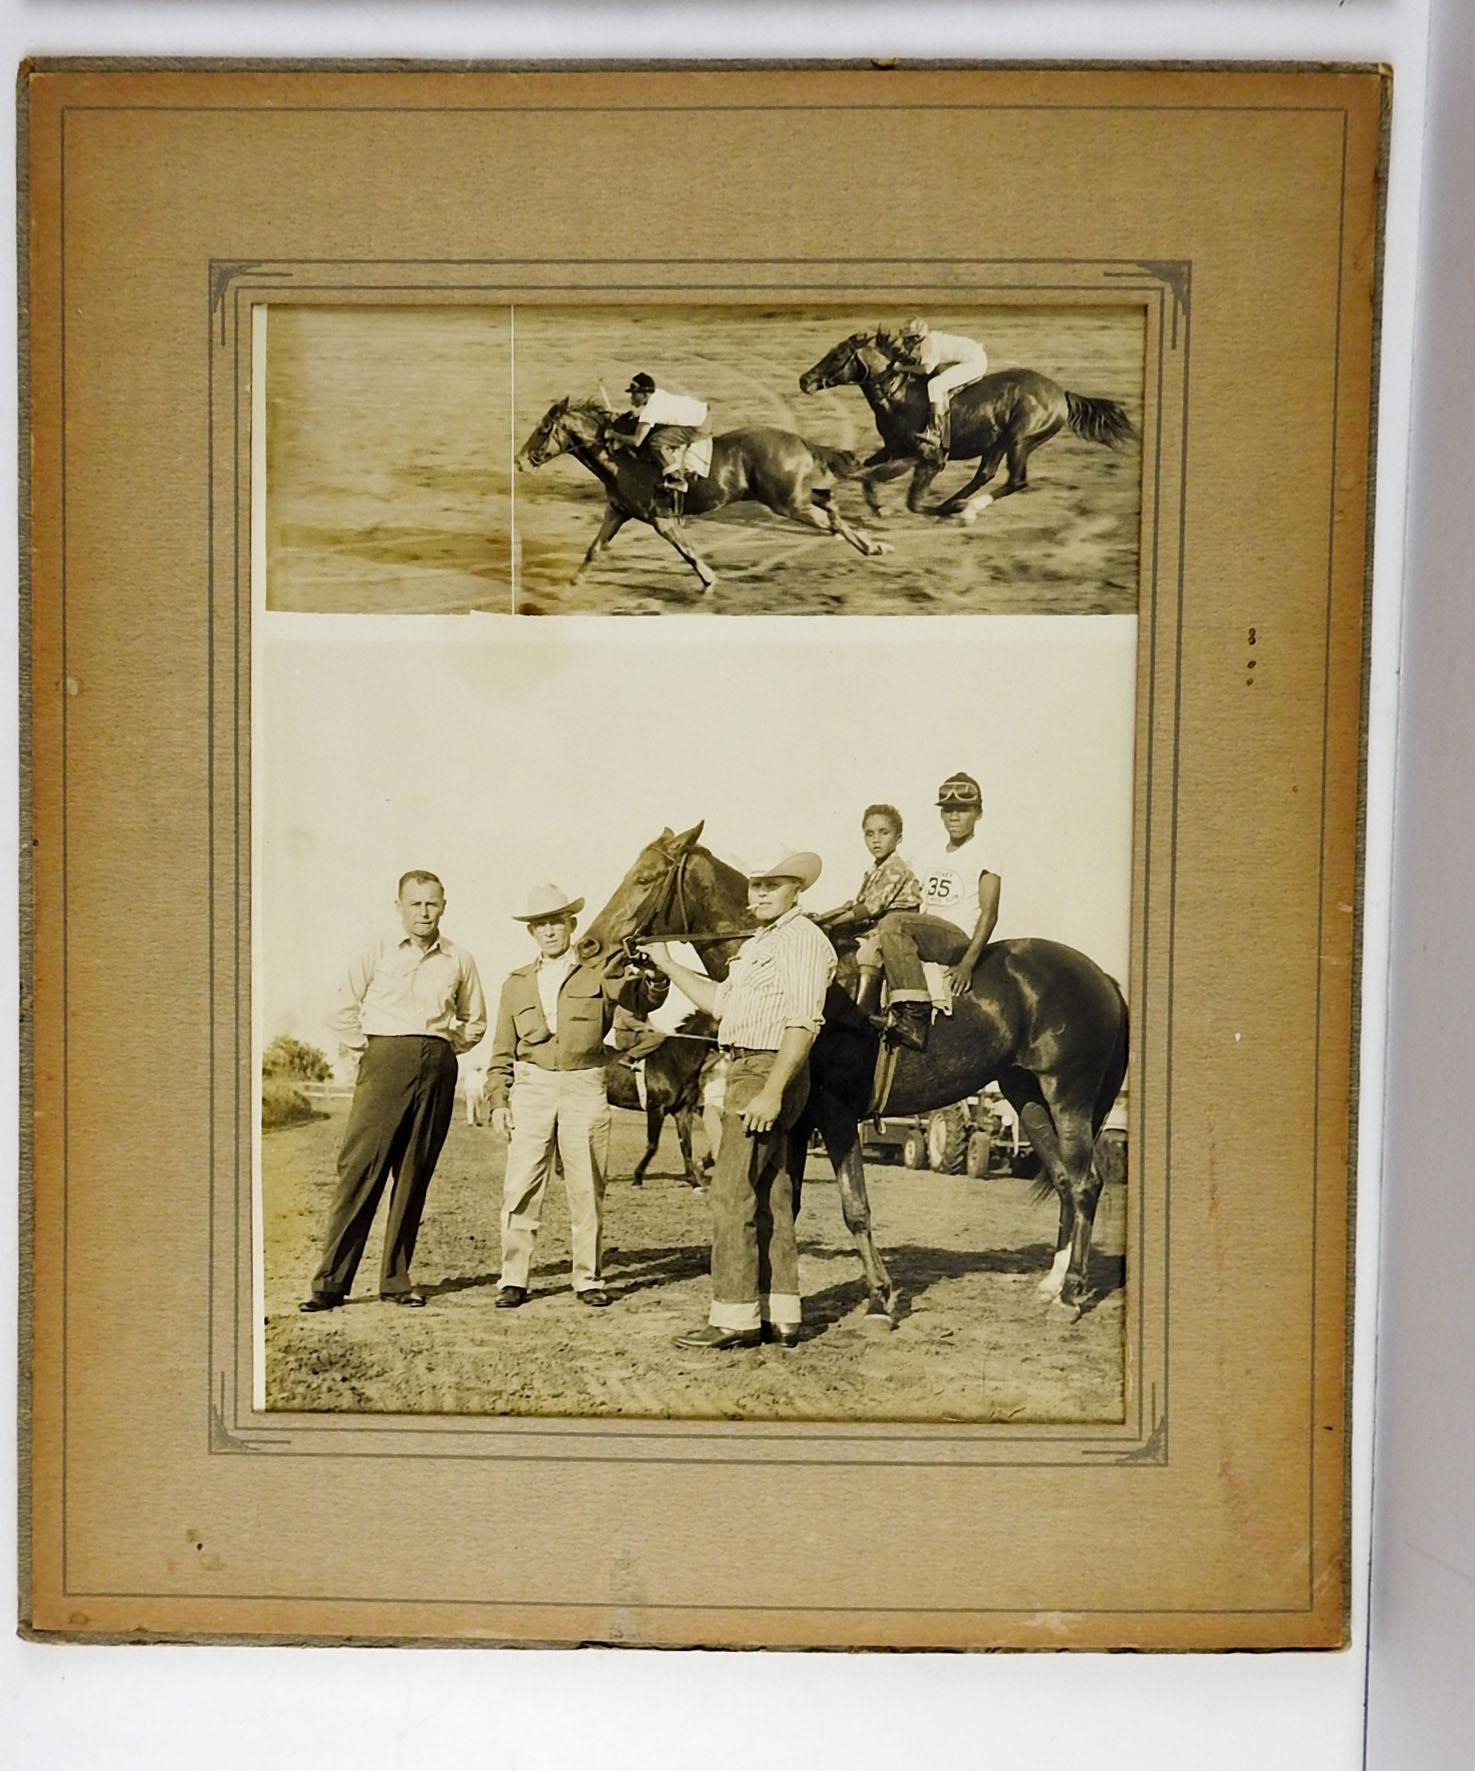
[641,848,836,1349]
[486,882,669,1309]
[877,317,989,463]
[301,870,486,1313]
[876,771,1002,1052]
[613,371,711,498]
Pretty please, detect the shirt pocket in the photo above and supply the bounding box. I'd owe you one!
[513,1003,552,1043]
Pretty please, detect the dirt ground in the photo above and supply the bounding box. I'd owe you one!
[265,304,1142,617]
[264,1100,1126,1423]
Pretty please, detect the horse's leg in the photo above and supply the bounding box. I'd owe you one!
[857,453,911,519]
[935,448,1006,520]
[812,1089,899,1322]
[649,515,718,594]
[905,461,945,515]
[999,1069,1073,1302]
[573,505,629,582]
[788,487,893,559]
[995,420,1061,499]
[1041,1077,1106,1318]
[673,1106,703,1189]
[632,1104,661,1186]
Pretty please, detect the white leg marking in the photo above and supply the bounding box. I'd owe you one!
[1036,1245,1070,1300]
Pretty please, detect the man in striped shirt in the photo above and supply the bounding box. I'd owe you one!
[642,848,836,1349]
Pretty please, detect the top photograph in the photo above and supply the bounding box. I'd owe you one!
[264,302,1144,617]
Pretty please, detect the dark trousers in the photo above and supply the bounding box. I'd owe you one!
[707,1053,810,1330]
[310,1034,458,1300]
[876,911,970,996]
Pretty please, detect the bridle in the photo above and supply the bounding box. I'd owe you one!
[582,845,754,968]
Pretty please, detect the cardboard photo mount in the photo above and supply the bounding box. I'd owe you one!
[21,63,1384,1649]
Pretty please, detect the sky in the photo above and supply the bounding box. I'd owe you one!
[257,614,1137,1071]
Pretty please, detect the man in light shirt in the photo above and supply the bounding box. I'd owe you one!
[486,883,669,1310]
[877,772,1002,1053]
[617,370,711,497]
[642,848,836,1350]
[300,870,486,1313]
[880,317,989,462]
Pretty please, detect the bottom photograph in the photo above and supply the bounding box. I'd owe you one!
[254,618,1136,1424]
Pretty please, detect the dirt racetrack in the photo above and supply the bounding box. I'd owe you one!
[264,1099,1126,1423]
[265,304,1142,617]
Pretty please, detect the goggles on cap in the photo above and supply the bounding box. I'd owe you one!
[937,783,982,807]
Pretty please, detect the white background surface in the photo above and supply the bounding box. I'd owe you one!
[5,3,1468,1768]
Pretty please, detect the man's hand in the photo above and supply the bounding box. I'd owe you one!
[639,941,674,973]
[949,960,975,998]
[740,1087,785,1135]
[490,1106,514,1139]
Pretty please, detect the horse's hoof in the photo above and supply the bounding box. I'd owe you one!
[869,541,895,557]
[1035,1275,1064,1300]
[1048,1297,1083,1325]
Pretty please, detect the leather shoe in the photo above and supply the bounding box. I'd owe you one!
[674,1323,762,1350]
[578,1288,612,1308]
[885,1000,931,1051]
[297,1296,342,1314]
[384,1291,425,1308]
[495,1285,528,1309]
[764,1323,803,1348]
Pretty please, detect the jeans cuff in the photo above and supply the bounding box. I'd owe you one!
[709,1298,762,1331]
[761,1292,803,1328]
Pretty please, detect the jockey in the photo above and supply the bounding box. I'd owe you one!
[814,803,922,1017]
[875,771,1001,1052]
[611,1004,669,1070]
[619,371,711,497]
[879,318,988,462]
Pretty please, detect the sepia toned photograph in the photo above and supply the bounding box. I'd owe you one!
[255,620,1135,1422]
[263,301,1143,617]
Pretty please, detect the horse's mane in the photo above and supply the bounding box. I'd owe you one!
[676,1008,718,1036]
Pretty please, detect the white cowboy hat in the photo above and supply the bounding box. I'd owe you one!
[741,848,823,891]
[511,882,585,923]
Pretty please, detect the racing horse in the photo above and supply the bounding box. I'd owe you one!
[580,824,1129,1322]
[603,1010,718,1189]
[517,397,892,595]
[798,333,1134,523]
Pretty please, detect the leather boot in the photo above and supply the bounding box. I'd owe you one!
[885,999,930,1052]
[854,965,883,1017]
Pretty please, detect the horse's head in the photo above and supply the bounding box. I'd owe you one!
[578,821,707,964]
[799,331,887,395]
[516,396,612,471]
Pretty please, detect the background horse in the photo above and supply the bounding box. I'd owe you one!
[798,333,1134,523]
[517,397,892,594]
[582,824,1129,1323]
[603,1010,717,1189]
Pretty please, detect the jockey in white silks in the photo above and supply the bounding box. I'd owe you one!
[619,372,711,497]
[880,318,989,462]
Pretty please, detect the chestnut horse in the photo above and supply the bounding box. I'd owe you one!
[517,396,892,594]
[581,824,1129,1322]
[798,333,1134,523]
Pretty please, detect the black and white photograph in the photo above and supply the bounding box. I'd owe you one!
[262,302,1143,616]
[254,620,1135,1422]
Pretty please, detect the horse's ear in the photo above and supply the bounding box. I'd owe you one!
[597,380,612,409]
[673,820,705,852]
[656,826,675,847]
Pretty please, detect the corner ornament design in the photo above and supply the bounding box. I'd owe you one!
[210,260,296,343]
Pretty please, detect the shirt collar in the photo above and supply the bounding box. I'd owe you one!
[754,905,803,939]
[397,930,445,956]
[538,948,576,972]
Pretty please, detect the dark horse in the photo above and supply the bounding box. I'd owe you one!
[516,397,892,595]
[603,1011,717,1189]
[798,333,1134,523]
[581,824,1128,1322]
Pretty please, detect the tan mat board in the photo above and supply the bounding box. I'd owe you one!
[21,63,1384,1648]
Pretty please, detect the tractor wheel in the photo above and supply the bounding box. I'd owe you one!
[926,1106,969,1174]
[965,1129,993,1179]
[901,1128,927,1170]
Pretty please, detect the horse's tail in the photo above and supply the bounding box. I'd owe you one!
[806,442,861,481]
[1065,391,1135,449]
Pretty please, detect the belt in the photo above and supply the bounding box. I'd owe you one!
[718,1044,779,1059]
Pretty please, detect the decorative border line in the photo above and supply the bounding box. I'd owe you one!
[206,255,1184,1469]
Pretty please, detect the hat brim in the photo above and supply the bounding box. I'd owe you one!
[512,897,585,923]
[744,854,822,892]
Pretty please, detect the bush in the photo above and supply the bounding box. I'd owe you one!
[261,1076,323,1131]
[263,1034,331,1083]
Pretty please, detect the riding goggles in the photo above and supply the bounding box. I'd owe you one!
[937,786,983,807]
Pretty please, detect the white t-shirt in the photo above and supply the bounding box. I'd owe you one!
[915,843,989,935]
[536,950,577,1032]
[638,388,709,429]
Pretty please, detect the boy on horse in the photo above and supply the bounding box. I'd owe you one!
[615,371,711,500]
[878,318,989,463]
[815,803,922,1018]
[875,772,1002,1052]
